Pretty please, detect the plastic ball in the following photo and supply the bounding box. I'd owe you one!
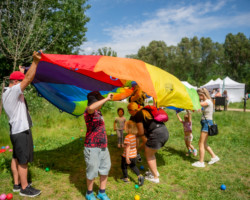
[71,137,74,140]
[80,129,83,132]
[6,193,13,200]
[220,184,226,190]
[135,184,139,189]
[0,149,6,153]
[1,146,5,149]
[6,145,9,149]
[45,167,50,172]
[79,138,83,141]
[140,165,144,170]
[134,195,140,200]
[9,149,13,152]
[0,194,6,200]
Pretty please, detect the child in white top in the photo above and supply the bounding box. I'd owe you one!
[114,108,126,148]
[176,110,197,156]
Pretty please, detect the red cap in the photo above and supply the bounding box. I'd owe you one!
[9,71,25,80]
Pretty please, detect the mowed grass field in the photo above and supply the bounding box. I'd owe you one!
[0,100,249,200]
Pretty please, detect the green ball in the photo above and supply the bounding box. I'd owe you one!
[135,184,139,189]
[45,167,50,172]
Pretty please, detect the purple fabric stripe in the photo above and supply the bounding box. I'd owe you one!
[33,61,119,91]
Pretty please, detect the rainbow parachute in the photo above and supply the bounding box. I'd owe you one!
[32,54,201,116]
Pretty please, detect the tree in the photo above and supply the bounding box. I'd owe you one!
[92,47,117,57]
[0,0,90,73]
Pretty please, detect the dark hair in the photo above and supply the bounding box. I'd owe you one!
[117,108,124,115]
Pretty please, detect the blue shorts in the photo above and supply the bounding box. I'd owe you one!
[200,120,213,132]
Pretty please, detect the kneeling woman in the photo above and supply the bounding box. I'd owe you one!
[127,102,169,183]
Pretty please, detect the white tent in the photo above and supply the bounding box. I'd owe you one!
[200,77,245,103]
[181,81,198,90]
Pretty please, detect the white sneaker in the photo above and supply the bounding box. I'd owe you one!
[192,161,205,168]
[145,176,159,183]
[208,156,220,165]
[145,169,160,177]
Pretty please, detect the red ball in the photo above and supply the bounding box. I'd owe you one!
[6,193,13,200]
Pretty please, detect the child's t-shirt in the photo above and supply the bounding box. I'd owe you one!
[122,134,137,159]
[182,121,192,132]
[115,116,126,130]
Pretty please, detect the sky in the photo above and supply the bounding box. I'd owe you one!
[80,0,250,57]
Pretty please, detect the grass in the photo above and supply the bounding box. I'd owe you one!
[0,100,249,200]
[228,100,250,109]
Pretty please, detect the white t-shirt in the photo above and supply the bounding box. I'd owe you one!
[2,83,32,134]
[115,116,126,130]
[201,99,213,120]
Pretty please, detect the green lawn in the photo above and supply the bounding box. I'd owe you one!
[0,101,249,200]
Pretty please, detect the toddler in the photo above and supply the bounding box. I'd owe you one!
[114,108,126,148]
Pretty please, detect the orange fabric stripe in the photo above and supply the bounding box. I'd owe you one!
[95,56,157,98]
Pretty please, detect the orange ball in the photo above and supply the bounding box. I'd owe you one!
[134,195,140,200]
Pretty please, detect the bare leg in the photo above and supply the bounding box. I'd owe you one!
[204,136,216,158]
[100,175,108,190]
[11,159,20,185]
[145,146,158,178]
[199,131,209,162]
[87,178,95,191]
[18,164,28,190]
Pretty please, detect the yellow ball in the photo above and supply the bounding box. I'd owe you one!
[134,195,140,200]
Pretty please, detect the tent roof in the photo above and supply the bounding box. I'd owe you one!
[181,81,197,89]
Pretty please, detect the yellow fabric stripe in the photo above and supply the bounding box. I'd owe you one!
[145,63,195,110]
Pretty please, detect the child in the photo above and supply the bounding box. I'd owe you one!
[176,110,197,156]
[121,120,144,186]
[114,108,126,148]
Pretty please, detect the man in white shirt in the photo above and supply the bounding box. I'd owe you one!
[2,51,42,197]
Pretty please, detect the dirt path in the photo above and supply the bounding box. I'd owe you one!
[227,108,250,112]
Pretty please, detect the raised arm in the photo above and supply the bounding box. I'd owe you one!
[176,113,183,123]
[88,93,113,114]
[20,51,42,92]
[186,110,192,122]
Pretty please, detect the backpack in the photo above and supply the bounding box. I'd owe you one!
[143,105,168,123]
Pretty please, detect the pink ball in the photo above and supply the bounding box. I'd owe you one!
[9,149,13,152]
[0,194,6,200]
[6,146,9,149]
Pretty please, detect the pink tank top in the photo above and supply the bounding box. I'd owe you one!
[182,121,192,132]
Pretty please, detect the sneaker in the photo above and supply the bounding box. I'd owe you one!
[145,169,160,177]
[145,176,159,183]
[192,161,205,168]
[138,175,144,186]
[193,149,198,156]
[86,192,96,200]
[96,192,110,200]
[13,182,32,192]
[120,177,130,183]
[19,185,41,197]
[137,154,142,162]
[208,156,220,165]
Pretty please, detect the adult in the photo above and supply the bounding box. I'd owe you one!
[83,91,113,200]
[127,102,169,183]
[210,89,216,98]
[215,89,222,97]
[192,88,220,168]
[2,51,42,197]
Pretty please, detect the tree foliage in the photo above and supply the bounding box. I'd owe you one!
[0,0,90,76]
[134,33,249,90]
[92,47,117,57]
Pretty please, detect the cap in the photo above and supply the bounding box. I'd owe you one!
[9,71,25,80]
[87,91,105,106]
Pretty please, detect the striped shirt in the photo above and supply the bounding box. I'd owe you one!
[122,134,137,158]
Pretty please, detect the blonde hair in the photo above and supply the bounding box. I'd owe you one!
[125,120,138,135]
[127,102,152,120]
[197,88,211,100]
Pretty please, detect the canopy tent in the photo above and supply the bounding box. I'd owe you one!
[200,77,245,103]
[181,81,198,90]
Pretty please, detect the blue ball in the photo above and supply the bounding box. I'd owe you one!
[140,165,144,170]
[1,146,5,149]
[220,184,226,190]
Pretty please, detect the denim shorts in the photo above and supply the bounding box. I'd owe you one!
[84,147,111,180]
[200,120,213,132]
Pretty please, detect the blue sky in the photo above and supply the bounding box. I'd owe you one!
[81,0,250,57]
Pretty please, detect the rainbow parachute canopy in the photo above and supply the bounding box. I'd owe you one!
[32,54,201,116]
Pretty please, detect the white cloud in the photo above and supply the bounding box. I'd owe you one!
[81,0,250,57]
